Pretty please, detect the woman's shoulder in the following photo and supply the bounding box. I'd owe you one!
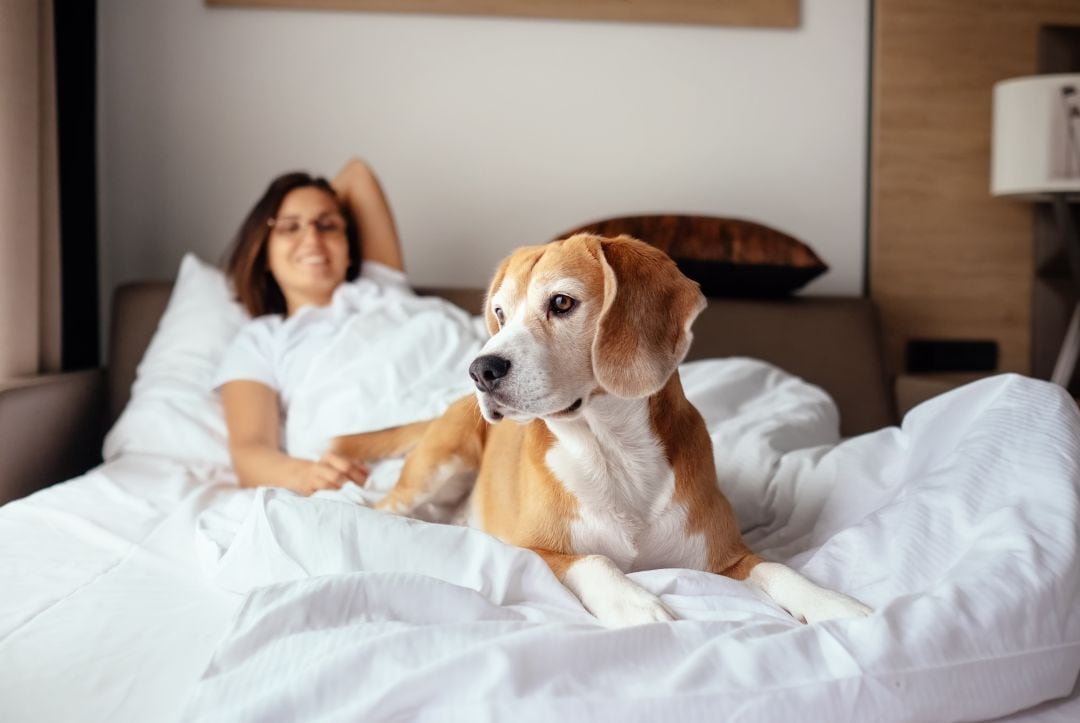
[215,312,286,389]
[358,259,409,289]
[229,312,286,348]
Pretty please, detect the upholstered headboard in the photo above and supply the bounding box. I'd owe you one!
[108,283,895,437]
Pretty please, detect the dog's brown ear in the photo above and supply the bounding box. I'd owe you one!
[592,235,706,398]
[483,255,511,336]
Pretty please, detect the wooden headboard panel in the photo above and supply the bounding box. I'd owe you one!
[108,283,894,437]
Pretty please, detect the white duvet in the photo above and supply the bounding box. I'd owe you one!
[180,368,1080,723]
[3,276,1080,722]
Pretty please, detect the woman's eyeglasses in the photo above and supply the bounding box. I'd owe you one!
[267,213,346,239]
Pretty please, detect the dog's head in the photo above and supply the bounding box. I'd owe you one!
[470,233,706,423]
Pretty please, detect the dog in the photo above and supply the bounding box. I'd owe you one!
[333,233,872,627]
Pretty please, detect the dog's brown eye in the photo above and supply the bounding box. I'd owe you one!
[549,294,575,316]
[494,307,505,326]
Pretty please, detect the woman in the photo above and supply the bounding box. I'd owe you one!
[215,158,406,495]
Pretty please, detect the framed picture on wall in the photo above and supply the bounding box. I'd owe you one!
[204,0,801,28]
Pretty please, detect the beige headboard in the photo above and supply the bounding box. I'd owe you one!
[108,283,895,437]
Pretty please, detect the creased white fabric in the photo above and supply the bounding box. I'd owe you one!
[210,263,485,461]
[281,281,484,460]
[0,456,244,723]
[4,359,1078,722]
[178,371,1080,723]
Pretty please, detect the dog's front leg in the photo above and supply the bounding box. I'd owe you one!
[371,395,485,523]
[744,561,872,624]
[532,549,675,628]
[375,450,478,522]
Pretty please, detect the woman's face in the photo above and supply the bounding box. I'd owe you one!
[266,186,351,314]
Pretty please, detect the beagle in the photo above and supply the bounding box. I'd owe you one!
[333,234,871,627]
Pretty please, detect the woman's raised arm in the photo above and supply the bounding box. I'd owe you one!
[332,157,405,272]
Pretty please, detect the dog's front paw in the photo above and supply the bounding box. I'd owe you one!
[748,562,872,625]
[374,495,410,516]
[564,555,676,628]
[794,589,872,625]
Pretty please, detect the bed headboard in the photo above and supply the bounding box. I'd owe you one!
[108,283,895,437]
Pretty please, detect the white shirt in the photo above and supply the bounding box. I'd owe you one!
[213,261,484,460]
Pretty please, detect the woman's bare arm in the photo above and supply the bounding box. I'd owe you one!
[220,380,367,494]
[332,157,405,272]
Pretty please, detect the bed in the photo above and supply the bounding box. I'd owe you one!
[2,252,1079,722]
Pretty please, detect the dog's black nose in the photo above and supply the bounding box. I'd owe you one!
[469,355,511,392]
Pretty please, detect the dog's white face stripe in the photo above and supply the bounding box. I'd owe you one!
[478,272,599,421]
[481,279,550,419]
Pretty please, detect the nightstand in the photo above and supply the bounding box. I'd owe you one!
[895,373,988,418]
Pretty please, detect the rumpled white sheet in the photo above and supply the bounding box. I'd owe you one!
[0,456,245,723]
[7,266,1080,722]
[283,283,486,461]
[181,368,1080,723]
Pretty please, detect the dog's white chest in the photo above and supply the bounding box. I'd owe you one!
[545,399,698,572]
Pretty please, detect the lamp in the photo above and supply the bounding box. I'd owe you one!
[991,73,1080,388]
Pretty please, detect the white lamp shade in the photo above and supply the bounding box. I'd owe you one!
[991,73,1080,199]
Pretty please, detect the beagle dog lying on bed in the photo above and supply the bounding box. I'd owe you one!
[333,234,871,627]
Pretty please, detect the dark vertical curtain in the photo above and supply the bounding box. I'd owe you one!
[55,0,98,370]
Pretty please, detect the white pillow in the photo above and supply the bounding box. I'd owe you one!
[103,253,249,466]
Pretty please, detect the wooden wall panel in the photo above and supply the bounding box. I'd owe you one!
[871,0,1080,380]
[206,0,800,28]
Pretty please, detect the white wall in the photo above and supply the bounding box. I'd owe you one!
[98,1,869,318]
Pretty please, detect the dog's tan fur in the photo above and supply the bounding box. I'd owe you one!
[334,234,871,626]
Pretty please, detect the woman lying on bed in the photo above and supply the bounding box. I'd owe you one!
[215,158,408,496]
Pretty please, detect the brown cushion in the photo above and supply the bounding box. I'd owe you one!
[555,215,828,298]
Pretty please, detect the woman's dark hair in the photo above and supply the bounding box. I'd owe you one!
[223,171,361,317]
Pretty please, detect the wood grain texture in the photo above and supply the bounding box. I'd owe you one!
[555,214,828,298]
[871,0,1080,380]
[205,0,800,28]
[556,214,825,267]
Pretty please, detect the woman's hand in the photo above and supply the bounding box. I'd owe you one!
[295,452,369,495]
[222,380,372,495]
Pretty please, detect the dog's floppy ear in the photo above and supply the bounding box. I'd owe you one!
[592,235,706,398]
[483,255,511,337]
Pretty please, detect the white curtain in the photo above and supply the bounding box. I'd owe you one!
[0,0,60,380]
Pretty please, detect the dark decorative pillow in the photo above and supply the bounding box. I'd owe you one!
[555,215,828,298]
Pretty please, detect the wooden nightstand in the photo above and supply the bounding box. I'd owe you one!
[895,373,990,418]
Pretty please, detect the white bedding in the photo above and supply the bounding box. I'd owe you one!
[180,370,1080,723]
[2,259,1079,721]
[2,365,1079,722]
